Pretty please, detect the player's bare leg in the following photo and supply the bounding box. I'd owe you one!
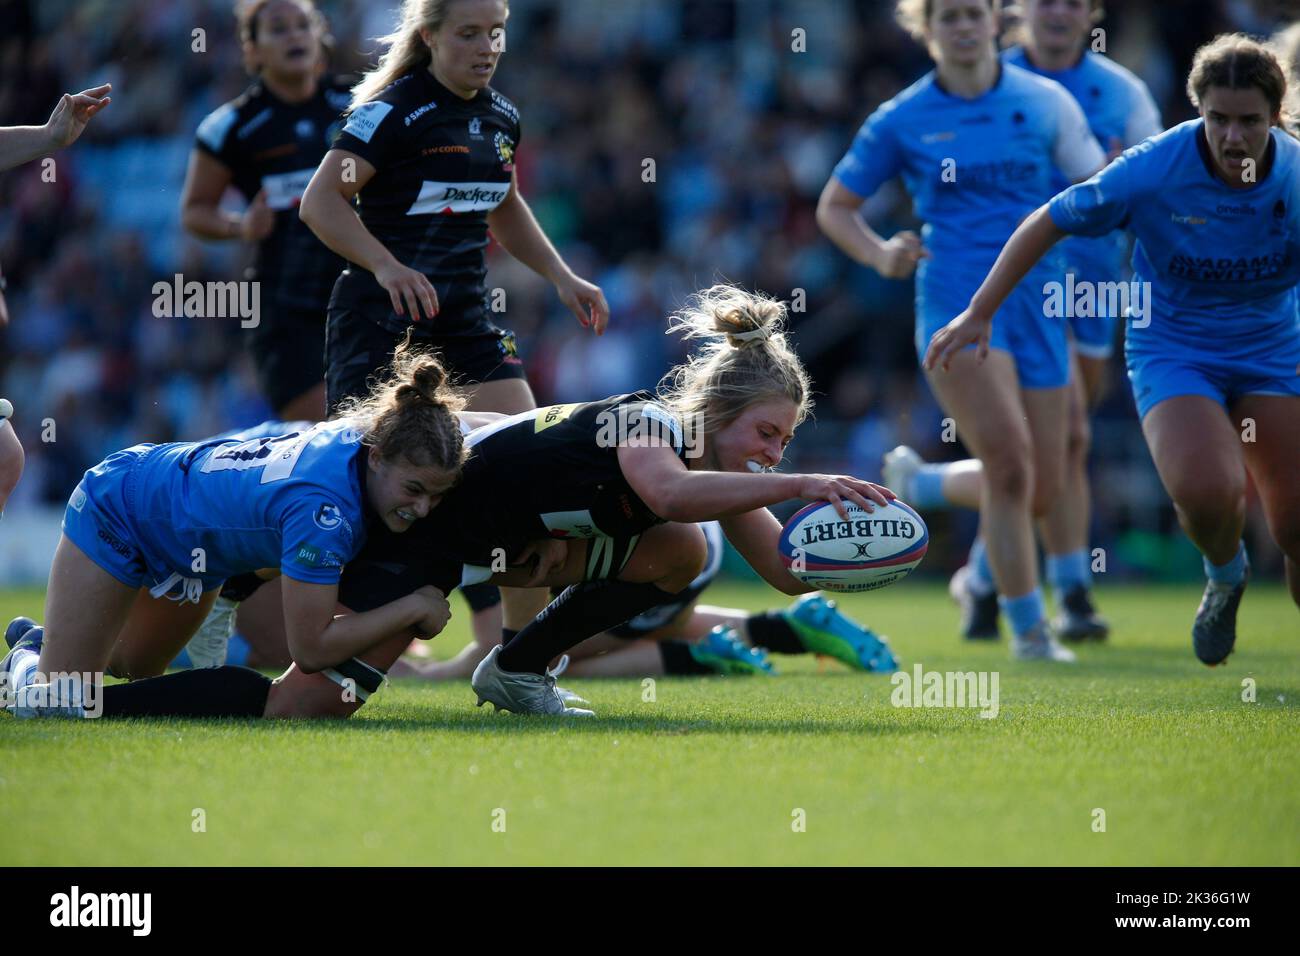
[107,587,221,678]
[1236,394,1300,610]
[1142,395,1250,664]
[925,349,1071,660]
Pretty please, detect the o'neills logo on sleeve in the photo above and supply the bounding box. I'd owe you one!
[405,181,509,215]
[50,886,151,936]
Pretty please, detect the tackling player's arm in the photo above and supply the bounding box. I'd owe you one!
[486,169,609,334]
[298,148,439,321]
[281,577,450,674]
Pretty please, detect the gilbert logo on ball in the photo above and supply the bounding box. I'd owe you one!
[779,499,928,592]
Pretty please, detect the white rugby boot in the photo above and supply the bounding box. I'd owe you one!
[472,646,595,717]
[548,654,589,705]
[1011,621,1076,662]
[881,445,924,499]
[185,596,237,669]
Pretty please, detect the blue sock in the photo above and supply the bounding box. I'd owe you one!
[999,589,1046,638]
[226,633,251,667]
[1204,541,1247,589]
[1046,549,1090,594]
[968,537,996,595]
[910,466,950,509]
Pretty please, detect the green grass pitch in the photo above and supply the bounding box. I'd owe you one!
[1,581,1296,866]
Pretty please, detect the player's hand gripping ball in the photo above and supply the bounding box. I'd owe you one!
[779,499,928,592]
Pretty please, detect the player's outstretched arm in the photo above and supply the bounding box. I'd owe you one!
[281,578,450,673]
[923,204,1067,371]
[487,171,609,335]
[618,443,892,524]
[0,84,111,171]
[720,508,813,596]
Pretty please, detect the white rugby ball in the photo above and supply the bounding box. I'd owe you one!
[779,499,928,592]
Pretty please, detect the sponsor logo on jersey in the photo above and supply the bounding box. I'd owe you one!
[498,330,521,363]
[468,117,483,138]
[494,131,515,170]
[423,144,470,155]
[1215,202,1256,217]
[69,484,87,512]
[920,131,956,143]
[405,180,509,215]
[1167,252,1287,282]
[404,101,438,126]
[541,509,600,539]
[296,545,345,569]
[260,168,315,210]
[489,90,520,123]
[342,101,393,144]
[1170,213,1207,226]
[314,502,344,530]
[535,403,578,432]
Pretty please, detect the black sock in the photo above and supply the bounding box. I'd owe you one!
[100,667,271,718]
[462,582,502,612]
[220,572,267,603]
[746,610,807,655]
[658,640,714,675]
[497,580,680,674]
[500,628,517,648]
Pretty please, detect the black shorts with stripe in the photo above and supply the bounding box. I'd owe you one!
[337,525,644,614]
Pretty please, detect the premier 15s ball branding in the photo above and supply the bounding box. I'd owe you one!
[779,499,928,592]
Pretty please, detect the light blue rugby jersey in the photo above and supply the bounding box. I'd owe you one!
[1049,121,1300,355]
[833,63,1105,301]
[1004,46,1162,276]
[129,419,370,585]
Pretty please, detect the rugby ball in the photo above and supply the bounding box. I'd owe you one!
[779,499,928,592]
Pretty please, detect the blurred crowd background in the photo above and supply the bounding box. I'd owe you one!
[1,0,1297,582]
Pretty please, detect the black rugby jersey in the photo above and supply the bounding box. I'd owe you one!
[329,68,521,338]
[420,392,689,575]
[195,76,351,311]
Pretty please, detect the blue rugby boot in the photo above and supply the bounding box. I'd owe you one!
[689,626,776,675]
[782,593,899,673]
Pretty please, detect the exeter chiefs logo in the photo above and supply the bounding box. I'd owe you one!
[494,131,515,171]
